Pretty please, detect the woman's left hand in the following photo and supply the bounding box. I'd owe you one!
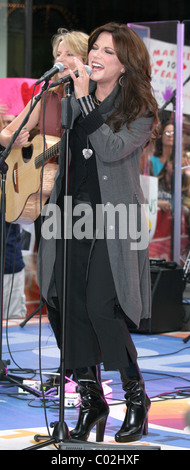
[68,57,90,99]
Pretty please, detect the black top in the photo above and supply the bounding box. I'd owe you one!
[69,117,102,214]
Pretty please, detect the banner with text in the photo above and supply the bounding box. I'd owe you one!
[144,38,190,114]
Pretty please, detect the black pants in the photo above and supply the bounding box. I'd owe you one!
[85,238,137,369]
[49,234,137,371]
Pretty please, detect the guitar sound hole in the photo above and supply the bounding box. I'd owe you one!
[22,144,33,162]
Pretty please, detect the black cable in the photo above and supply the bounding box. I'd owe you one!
[3,224,43,378]
[5,224,24,370]
[138,344,190,360]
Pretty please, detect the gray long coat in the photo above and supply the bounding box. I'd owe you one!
[37,83,153,328]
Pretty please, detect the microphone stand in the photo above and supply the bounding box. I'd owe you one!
[19,300,46,328]
[24,82,76,450]
[25,82,106,450]
[160,74,190,112]
[0,80,50,395]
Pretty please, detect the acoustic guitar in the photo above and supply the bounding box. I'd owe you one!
[1,134,60,224]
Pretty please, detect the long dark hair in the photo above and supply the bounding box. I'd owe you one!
[88,22,158,132]
[154,120,174,157]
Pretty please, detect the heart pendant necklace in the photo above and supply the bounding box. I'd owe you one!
[82,138,93,160]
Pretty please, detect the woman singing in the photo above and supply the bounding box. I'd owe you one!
[39,22,158,443]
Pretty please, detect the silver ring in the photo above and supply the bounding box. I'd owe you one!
[79,74,84,77]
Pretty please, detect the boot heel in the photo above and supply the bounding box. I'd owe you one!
[143,417,148,435]
[96,415,108,442]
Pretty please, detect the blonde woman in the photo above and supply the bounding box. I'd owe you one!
[0,28,89,349]
[0,28,89,147]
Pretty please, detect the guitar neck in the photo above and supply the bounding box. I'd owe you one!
[35,140,60,168]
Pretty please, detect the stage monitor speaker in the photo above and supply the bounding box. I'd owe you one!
[148,263,184,333]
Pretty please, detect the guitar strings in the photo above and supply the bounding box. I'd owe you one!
[35,141,60,168]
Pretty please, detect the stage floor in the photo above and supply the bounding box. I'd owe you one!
[1,316,190,452]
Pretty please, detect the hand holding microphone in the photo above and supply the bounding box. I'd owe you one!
[68,57,91,99]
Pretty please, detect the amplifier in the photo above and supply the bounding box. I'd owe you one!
[148,262,184,333]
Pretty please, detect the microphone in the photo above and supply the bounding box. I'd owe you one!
[36,62,64,84]
[48,65,92,88]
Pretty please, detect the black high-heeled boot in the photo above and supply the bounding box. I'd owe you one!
[70,365,109,442]
[115,368,151,443]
